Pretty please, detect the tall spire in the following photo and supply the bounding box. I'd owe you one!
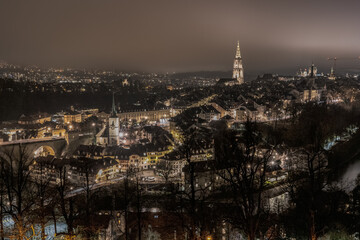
[111,92,117,116]
[235,41,241,58]
[329,66,335,80]
[109,92,120,146]
[232,41,244,84]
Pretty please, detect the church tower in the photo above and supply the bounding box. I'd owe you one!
[232,41,244,84]
[329,66,336,80]
[109,93,120,145]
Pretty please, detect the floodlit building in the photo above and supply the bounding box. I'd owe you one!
[217,41,245,86]
[232,41,244,84]
[64,110,82,123]
[117,108,171,123]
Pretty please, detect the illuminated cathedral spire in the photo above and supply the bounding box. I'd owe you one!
[235,41,241,58]
[111,92,117,117]
[232,41,244,84]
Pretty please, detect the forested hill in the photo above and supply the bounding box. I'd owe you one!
[170,71,232,79]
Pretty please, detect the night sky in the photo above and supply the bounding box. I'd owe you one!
[1,0,360,75]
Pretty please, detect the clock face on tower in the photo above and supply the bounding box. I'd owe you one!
[110,125,115,130]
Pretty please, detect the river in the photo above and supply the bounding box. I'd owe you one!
[339,157,360,190]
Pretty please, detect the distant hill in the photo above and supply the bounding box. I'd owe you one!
[170,71,258,81]
[170,71,232,79]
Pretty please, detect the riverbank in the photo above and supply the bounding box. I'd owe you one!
[328,130,360,186]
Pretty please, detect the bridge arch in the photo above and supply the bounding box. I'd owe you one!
[33,145,56,158]
[0,138,67,159]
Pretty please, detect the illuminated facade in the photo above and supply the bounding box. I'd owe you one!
[118,108,171,122]
[303,89,321,102]
[64,112,82,123]
[232,41,244,84]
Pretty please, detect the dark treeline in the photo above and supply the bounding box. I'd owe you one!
[1,91,110,120]
[0,78,216,121]
[0,78,145,121]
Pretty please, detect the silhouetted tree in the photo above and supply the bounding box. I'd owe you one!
[285,104,345,239]
[173,126,215,239]
[214,120,275,240]
[56,165,76,237]
[0,146,37,239]
[156,160,173,183]
[32,160,56,240]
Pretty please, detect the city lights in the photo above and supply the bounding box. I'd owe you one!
[0,1,358,239]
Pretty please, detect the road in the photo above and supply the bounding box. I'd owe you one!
[65,176,125,198]
[65,172,172,198]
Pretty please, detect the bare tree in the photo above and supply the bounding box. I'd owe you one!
[0,145,37,239]
[110,167,137,240]
[0,173,5,240]
[135,176,143,240]
[285,104,334,240]
[173,126,215,239]
[351,175,360,236]
[214,120,275,240]
[155,160,173,183]
[76,157,98,239]
[31,160,56,240]
[55,165,76,237]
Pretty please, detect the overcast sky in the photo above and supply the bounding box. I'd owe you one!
[1,0,360,75]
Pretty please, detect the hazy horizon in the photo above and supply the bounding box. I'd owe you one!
[1,0,360,75]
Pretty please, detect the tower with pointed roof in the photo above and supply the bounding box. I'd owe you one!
[329,66,336,80]
[232,41,244,84]
[109,93,119,145]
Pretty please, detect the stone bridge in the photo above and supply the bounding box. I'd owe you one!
[0,137,67,159]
